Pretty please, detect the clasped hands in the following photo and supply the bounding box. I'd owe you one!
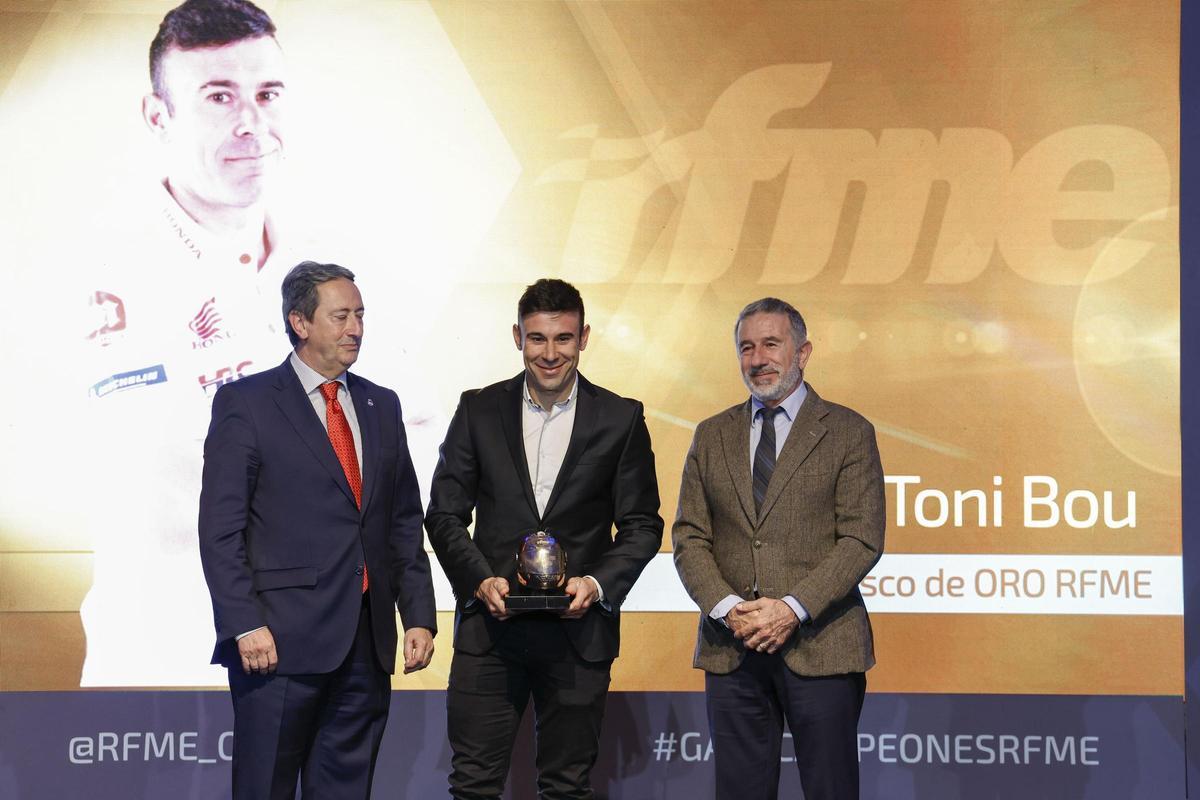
[475,575,598,621]
[726,598,799,655]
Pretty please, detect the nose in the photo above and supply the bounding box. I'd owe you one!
[233,99,268,137]
[346,315,363,338]
[543,340,559,363]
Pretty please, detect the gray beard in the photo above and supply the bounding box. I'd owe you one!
[743,362,803,404]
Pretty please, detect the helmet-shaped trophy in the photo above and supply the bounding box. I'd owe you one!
[506,531,571,611]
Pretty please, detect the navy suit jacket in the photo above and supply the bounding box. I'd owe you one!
[199,357,436,675]
[425,373,663,663]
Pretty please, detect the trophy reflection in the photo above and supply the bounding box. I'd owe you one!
[505,531,571,612]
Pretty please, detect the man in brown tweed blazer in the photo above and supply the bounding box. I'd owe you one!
[673,297,885,800]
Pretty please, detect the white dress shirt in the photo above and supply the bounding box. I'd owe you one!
[522,377,578,517]
[520,376,605,603]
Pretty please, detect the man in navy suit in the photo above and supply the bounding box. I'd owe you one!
[199,260,436,799]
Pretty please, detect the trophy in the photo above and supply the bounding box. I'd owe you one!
[505,531,571,612]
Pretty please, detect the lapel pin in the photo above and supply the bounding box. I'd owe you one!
[367,398,374,407]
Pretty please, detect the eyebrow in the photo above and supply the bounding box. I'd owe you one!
[197,79,286,92]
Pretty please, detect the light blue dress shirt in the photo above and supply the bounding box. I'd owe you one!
[710,382,810,626]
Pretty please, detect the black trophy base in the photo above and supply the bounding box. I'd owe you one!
[505,593,571,612]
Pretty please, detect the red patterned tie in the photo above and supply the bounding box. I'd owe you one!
[320,381,367,592]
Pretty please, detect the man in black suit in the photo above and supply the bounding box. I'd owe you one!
[199,261,436,799]
[426,278,663,800]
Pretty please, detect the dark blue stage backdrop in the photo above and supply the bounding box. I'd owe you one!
[0,692,1185,798]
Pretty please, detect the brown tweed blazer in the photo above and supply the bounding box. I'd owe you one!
[672,384,885,676]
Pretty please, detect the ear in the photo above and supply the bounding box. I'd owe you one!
[512,323,522,350]
[578,323,591,351]
[797,339,813,370]
[142,93,171,141]
[289,310,309,343]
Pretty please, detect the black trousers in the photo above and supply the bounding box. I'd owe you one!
[446,614,612,800]
[228,598,390,800]
[706,652,866,800]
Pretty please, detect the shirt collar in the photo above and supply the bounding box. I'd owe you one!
[523,374,579,413]
[289,351,348,396]
[159,180,278,268]
[750,380,807,423]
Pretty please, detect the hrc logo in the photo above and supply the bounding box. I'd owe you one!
[198,360,254,396]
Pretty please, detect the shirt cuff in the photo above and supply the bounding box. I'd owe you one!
[583,575,605,602]
[584,575,611,611]
[782,595,809,624]
[709,594,743,627]
[235,626,266,641]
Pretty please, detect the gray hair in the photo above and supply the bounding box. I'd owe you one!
[733,297,807,348]
[281,261,355,346]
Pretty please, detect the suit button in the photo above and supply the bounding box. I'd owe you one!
[354,566,364,575]
[753,540,762,548]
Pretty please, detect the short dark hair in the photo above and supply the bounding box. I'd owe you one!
[517,278,585,330]
[734,297,807,347]
[150,0,276,111]
[281,261,356,347]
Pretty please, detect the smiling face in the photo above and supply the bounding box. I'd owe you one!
[513,311,590,410]
[737,311,812,407]
[290,278,364,379]
[143,35,286,212]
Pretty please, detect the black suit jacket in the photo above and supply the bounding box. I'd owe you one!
[425,373,663,662]
[199,357,436,675]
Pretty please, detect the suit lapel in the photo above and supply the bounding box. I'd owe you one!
[271,358,359,510]
[719,401,757,525]
[758,386,828,521]
[542,374,597,521]
[348,375,379,514]
[499,374,540,519]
